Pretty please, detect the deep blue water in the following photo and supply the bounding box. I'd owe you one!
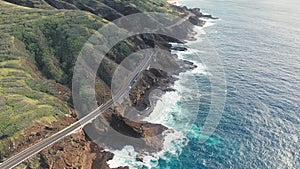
[160,0,300,168]
[108,0,300,168]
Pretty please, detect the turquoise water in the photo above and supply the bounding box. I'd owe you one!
[108,0,300,168]
[157,0,300,168]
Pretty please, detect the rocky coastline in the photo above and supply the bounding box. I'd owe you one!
[97,4,217,169]
[0,0,217,168]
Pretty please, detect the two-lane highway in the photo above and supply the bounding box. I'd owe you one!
[0,53,153,169]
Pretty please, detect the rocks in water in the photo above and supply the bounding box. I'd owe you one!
[105,111,168,140]
[171,46,188,51]
[202,14,219,19]
[136,154,144,162]
[189,7,203,17]
[188,7,219,19]
[189,15,206,26]
[162,88,176,92]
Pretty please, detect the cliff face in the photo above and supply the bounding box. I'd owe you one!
[0,0,208,168]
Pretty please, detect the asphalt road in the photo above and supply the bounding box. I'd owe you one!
[0,53,153,169]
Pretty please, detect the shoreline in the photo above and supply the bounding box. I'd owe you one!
[107,3,218,168]
[107,37,208,169]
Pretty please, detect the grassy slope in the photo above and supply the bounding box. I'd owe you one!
[0,0,108,154]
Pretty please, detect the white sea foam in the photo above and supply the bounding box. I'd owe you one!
[107,12,213,169]
[176,49,209,75]
[107,130,188,168]
[203,19,216,28]
[106,79,186,168]
[106,146,141,168]
[107,51,208,168]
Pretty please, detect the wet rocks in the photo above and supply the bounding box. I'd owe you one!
[189,15,206,26]
[171,46,188,51]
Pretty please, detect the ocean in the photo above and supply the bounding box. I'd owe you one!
[108,0,300,168]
